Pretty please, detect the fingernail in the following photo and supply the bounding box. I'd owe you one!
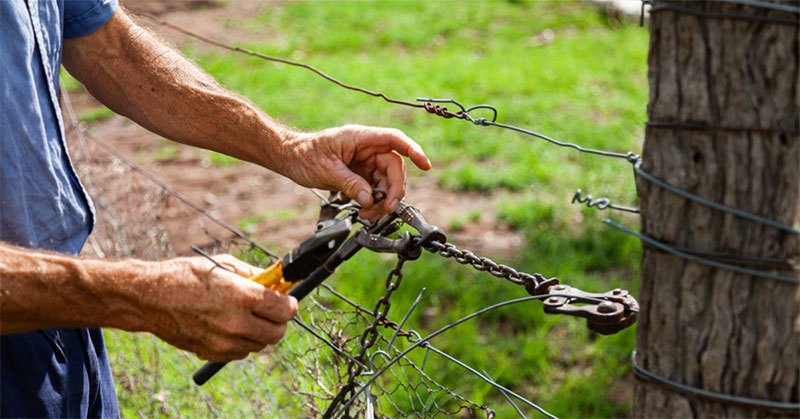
[389,199,399,211]
[356,190,371,207]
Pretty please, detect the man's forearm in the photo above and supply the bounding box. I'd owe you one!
[62,7,432,216]
[62,9,291,173]
[0,242,297,360]
[0,243,146,333]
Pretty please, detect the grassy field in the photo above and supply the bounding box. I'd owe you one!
[98,1,649,417]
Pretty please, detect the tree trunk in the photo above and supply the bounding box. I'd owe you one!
[633,1,800,417]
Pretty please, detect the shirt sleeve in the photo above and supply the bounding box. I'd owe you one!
[63,0,118,39]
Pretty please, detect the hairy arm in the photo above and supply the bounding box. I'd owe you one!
[0,242,297,361]
[62,8,430,216]
[62,10,288,172]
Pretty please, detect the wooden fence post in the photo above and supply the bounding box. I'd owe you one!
[633,1,799,417]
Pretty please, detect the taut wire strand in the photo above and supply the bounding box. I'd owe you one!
[632,350,800,413]
[603,220,800,284]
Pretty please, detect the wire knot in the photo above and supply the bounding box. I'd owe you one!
[422,102,465,120]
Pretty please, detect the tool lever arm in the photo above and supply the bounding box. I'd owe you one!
[282,218,351,281]
[355,231,422,260]
[193,263,341,386]
[193,211,402,386]
[394,201,446,245]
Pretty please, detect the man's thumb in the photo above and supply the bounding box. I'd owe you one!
[339,170,373,208]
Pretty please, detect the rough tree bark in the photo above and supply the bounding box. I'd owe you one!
[633,1,799,418]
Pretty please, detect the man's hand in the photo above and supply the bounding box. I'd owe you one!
[0,243,296,361]
[142,255,297,361]
[281,125,431,219]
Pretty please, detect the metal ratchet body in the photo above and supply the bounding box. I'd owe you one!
[541,285,639,335]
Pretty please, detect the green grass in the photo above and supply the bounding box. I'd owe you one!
[60,68,83,92]
[237,209,301,234]
[104,1,648,417]
[153,144,181,162]
[208,151,241,166]
[79,106,115,122]
[192,1,647,195]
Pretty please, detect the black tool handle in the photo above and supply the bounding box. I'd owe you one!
[193,361,227,385]
[193,263,339,385]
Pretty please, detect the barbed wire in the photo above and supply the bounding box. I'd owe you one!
[631,350,800,413]
[633,160,800,234]
[571,189,640,214]
[725,0,800,14]
[133,11,640,165]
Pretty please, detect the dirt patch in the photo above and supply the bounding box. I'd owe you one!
[123,0,283,49]
[71,0,525,258]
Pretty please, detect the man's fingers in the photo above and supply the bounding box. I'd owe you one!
[232,317,288,348]
[334,161,374,208]
[373,152,405,212]
[199,289,293,361]
[351,127,431,171]
[214,254,262,277]
[199,332,274,362]
[250,288,298,323]
[358,175,390,220]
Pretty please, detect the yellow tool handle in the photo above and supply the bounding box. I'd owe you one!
[248,260,296,294]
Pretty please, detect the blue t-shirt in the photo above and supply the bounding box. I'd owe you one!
[1,0,119,416]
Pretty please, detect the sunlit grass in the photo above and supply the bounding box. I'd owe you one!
[79,105,115,122]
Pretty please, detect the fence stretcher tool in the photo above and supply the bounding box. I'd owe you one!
[194,189,391,385]
[247,216,352,294]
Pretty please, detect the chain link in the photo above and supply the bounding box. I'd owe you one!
[423,241,558,296]
[325,256,408,417]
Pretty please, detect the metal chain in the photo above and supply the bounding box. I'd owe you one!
[423,241,558,296]
[325,256,408,418]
